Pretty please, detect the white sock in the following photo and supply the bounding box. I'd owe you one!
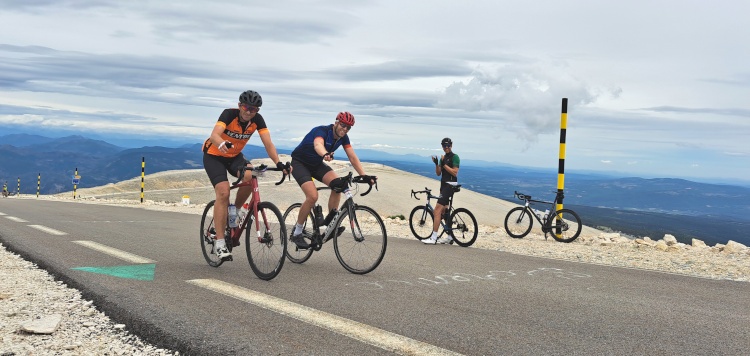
[430,231,438,239]
[215,239,226,248]
[294,223,304,235]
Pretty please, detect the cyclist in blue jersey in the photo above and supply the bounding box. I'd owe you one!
[289,112,375,249]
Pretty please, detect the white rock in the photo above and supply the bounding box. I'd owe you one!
[20,314,62,334]
[663,234,678,246]
[723,240,748,254]
[692,238,708,248]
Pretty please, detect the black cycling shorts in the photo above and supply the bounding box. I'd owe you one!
[437,183,455,206]
[291,158,333,186]
[203,153,248,187]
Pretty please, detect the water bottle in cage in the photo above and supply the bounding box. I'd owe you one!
[314,205,325,227]
[228,204,238,228]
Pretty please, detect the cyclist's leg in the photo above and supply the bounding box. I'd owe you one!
[319,165,340,212]
[320,167,345,237]
[434,185,454,244]
[204,153,233,258]
[290,160,318,248]
[230,154,253,206]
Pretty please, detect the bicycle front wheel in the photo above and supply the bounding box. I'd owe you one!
[408,206,433,240]
[334,205,387,274]
[547,208,582,243]
[450,208,478,247]
[200,200,224,267]
[504,207,533,238]
[281,203,314,264]
[245,202,287,280]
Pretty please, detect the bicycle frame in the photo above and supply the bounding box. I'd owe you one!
[227,164,290,244]
[514,191,564,234]
[412,188,455,236]
[306,173,374,248]
[228,176,269,243]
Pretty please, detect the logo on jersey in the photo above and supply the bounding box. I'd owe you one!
[225,130,254,140]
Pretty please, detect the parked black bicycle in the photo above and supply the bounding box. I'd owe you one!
[282,172,387,274]
[408,182,478,247]
[504,190,582,243]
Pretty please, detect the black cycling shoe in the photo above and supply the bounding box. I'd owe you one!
[290,233,310,249]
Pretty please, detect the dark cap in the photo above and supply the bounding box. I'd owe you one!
[441,137,452,145]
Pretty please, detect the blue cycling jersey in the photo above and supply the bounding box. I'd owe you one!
[291,124,351,165]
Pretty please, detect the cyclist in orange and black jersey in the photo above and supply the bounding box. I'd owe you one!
[202,90,290,260]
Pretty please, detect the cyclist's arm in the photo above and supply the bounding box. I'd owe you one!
[442,164,459,177]
[343,145,368,177]
[258,130,282,165]
[209,124,231,154]
[313,137,331,161]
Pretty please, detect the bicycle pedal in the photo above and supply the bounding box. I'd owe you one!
[221,255,234,262]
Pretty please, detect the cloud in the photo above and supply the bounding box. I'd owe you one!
[435,61,618,142]
[640,106,750,118]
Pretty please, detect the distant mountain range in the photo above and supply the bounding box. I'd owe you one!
[2,134,749,245]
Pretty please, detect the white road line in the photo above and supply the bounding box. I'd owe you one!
[0,212,6,216]
[186,279,462,356]
[28,225,68,235]
[72,241,155,264]
[5,216,28,223]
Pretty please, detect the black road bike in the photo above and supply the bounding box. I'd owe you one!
[504,190,582,243]
[282,173,387,274]
[408,182,478,247]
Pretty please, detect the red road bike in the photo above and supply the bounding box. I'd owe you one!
[200,163,290,280]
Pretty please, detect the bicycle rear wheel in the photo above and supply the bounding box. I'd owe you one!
[547,208,582,243]
[245,202,287,280]
[200,200,224,267]
[450,208,478,247]
[334,205,387,274]
[408,206,434,240]
[504,207,533,238]
[282,203,314,264]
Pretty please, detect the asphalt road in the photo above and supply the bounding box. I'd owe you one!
[1,199,749,355]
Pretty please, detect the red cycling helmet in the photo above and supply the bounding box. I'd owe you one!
[336,112,355,126]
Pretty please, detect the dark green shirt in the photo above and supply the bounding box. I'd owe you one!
[440,152,460,184]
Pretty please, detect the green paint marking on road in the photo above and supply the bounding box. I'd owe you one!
[72,264,156,281]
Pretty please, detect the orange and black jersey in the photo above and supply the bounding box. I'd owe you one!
[202,108,269,157]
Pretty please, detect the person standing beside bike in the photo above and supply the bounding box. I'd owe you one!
[288,112,375,249]
[202,90,289,260]
[423,137,461,244]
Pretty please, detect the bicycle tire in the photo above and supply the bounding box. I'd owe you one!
[408,206,434,240]
[333,205,387,274]
[245,202,286,280]
[450,208,478,247]
[504,207,533,238]
[547,208,582,243]
[282,203,314,264]
[200,200,224,267]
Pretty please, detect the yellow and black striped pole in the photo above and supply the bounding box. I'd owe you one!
[37,173,40,198]
[557,98,568,212]
[73,167,78,199]
[553,98,569,238]
[17,177,20,197]
[140,157,145,203]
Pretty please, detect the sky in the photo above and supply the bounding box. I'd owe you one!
[1,0,748,184]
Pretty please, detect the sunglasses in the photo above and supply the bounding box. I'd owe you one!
[338,122,352,130]
[442,144,452,148]
[240,104,260,113]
